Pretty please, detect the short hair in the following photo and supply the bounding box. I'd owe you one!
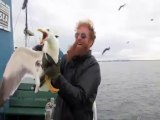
[75,19,96,42]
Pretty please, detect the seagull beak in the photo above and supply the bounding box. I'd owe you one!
[37,29,48,44]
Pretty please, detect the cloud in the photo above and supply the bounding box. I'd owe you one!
[12,0,160,60]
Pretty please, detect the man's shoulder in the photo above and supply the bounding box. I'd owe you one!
[84,55,99,67]
[90,55,98,63]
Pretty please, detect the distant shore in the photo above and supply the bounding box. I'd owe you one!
[98,59,160,62]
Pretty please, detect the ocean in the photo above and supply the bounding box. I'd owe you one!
[96,60,160,120]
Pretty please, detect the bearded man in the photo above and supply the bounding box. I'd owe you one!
[43,19,101,120]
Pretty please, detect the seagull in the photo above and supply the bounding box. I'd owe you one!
[0,28,59,106]
[118,3,126,11]
[150,18,154,21]
[102,46,110,55]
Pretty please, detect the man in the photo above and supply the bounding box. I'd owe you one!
[42,19,101,120]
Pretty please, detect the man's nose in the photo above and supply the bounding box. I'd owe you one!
[77,34,82,40]
[76,36,82,42]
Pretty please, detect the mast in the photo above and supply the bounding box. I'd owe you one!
[22,0,34,47]
[22,0,28,47]
[25,2,28,47]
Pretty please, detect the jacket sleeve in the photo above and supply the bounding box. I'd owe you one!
[52,58,101,106]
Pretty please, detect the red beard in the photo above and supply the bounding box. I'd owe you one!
[67,41,90,61]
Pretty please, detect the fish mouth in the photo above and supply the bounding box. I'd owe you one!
[37,29,48,44]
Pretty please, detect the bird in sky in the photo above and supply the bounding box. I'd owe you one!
[118,3,126,11]
[102,46,110,55]
[150,18,154,21]
[126,41,130,44]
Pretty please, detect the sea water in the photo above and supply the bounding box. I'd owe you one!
[97,60,160,120]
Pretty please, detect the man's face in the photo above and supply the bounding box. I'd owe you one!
[75,25,93,49]
[66,25,93,61]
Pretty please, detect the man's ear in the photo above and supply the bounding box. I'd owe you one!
[89,40,94,47]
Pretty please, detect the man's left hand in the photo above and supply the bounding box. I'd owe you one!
[41,53,61,81]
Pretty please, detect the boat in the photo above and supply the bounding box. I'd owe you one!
[0,0,98,119]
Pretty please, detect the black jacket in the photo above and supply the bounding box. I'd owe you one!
[52,51,101,120]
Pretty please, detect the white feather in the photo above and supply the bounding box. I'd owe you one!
[42,29,59,64]
[0,28,59,106]
[1,48,43,99]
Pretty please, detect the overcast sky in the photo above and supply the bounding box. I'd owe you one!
[12,0,160,60]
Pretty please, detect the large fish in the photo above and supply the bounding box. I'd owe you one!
[0,28,59,106]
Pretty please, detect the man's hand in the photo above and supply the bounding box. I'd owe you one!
[41,53,61,81]
[44,62,60,80]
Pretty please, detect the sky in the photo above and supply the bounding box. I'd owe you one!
[12,0,160,60]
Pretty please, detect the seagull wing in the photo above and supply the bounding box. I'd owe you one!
[118,6,122,11]
[118,3,126,11]
[102,47,110,55]
[0,47,43,106]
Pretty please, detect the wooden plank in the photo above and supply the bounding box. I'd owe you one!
[13,90,56,98]
[17,83,34,91]
[4,107,45,116]
[9,98,48,108]
[2,83,57,116]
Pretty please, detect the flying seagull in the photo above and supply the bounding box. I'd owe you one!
[150,18,154,21]
[102,46,110,55]
[118,3,126,11]
[126,41,130,44]
[0,28,59,106]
